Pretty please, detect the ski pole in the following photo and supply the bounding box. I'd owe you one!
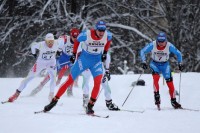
[178,72,181,103]
[122,73,142,107]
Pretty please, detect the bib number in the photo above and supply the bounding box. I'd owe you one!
[65,46,73,55]
[86,46,103,54]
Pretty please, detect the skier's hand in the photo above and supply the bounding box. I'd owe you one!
[105,69,111,81]
[101,51,107,62]
[32,54,37,59]
[141,62,148,70]
[178,63,184,71]
[56,51,62,59]
[102,75,107,83]
[70,53,76,64]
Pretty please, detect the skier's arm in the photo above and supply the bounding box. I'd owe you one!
[104,31,112,52]
[57,38,64,52]
[31,42,40,55]
[73,31,87,54]
[140,43,153,62]
[169,44,182,63]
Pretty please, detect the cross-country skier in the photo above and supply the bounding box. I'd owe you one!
[43,20,112,114]
[82,52,119,111]
[140,32,184,110]
[29,28,80,97]
[7,33,64,102]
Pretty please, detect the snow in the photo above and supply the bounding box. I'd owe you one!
[1,73,200,133]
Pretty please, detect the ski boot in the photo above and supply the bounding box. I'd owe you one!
[8,90,21,102]
[44,97,59,112]
[86,98,96,114]
[86,103,94,114]
[106,99,120,111]
[154,91,161,110]
[83,94,89,108]
[171,98,182,109]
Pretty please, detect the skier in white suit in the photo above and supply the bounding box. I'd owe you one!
[7,33,64,102]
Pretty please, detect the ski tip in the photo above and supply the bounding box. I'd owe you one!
[86,114,109,118]
[1,101,9,104]
[34,110,45,114]
[181,107,200,112]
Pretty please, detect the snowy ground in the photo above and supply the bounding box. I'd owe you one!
[1,73,200,133]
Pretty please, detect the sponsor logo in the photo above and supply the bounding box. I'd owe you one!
[78,59,83,70]
[154,51,167,56]
[88,41,104,46]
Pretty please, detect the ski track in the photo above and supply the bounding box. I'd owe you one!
[1,73,200,133]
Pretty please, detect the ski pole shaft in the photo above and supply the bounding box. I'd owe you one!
[178,72,181,103]
[122,73,142,107]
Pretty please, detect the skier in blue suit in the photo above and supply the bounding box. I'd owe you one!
[43,21,112,114]
[140,32,184,110]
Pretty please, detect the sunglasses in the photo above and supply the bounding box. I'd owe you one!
[71,35,77,38]
[158,41,165,43]
[46,40,54,44]
[98,29,106,32]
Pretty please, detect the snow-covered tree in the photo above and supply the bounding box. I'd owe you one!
[0,0,199,77]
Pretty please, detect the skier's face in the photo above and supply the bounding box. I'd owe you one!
[96,29,105,38]
[157,41,167,47]
[70,35,77,42]
[45,40,54,48]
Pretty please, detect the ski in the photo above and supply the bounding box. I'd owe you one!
[34,110,46,114]
[88,114,109,118]
[1,101,9,104]
[120,109,144,113]
[155,106,200,112]
[80,113,109,118]
[181,108,200,112]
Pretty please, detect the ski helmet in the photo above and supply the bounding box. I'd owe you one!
[95,21,106,31]
[70,28,80,38]
[45,33,54,40]
[157,32,167,42]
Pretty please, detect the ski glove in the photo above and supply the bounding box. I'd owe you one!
[56,51,62,59]
[70,53,76,64]
[178,63,184,71]
[105,69,111,81]
[141,62,148,70]
[32,54,37,59]
[102,69,111,83]
[102,75,107,83]
[44,97,58,112]
[101,51,107,62]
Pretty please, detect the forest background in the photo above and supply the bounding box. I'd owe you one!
[0,0,199,77]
